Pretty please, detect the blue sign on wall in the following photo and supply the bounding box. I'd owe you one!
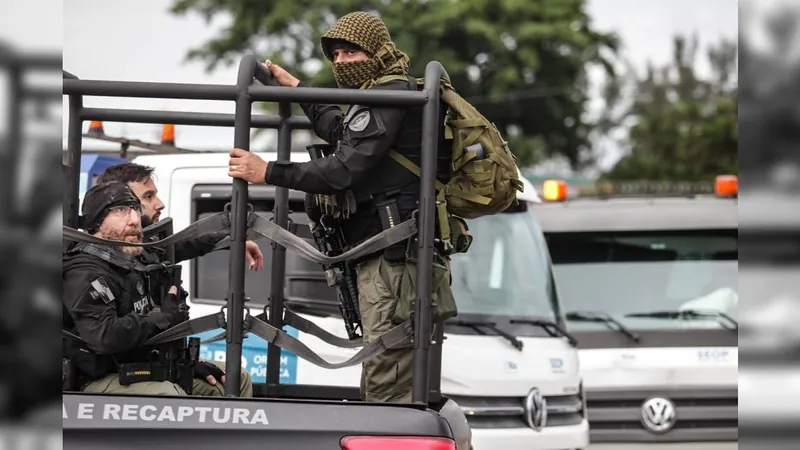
[192,327,299,384]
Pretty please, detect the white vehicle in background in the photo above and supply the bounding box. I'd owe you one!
[534,176,739,449]
[130,151,590,450]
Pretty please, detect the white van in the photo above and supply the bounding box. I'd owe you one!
[133,152,589,450]
[535,179,738,449]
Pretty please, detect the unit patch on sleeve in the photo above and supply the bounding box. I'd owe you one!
[348,110,371,132]
[89,278,116,305]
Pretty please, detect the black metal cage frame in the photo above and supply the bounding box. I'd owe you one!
[62,53,448,405]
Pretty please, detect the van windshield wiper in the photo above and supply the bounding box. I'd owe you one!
[508,318,579,348]
[447,319,524,351]
[565,310,640,343]
[625,309,738,330]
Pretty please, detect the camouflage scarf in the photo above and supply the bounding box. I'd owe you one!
[332,41,410,89]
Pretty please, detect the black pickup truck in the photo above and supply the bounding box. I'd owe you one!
[62,390,468,449]
[62,54,471,449]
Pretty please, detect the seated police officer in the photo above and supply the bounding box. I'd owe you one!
[63,181,253,397]
[95,162,264,269]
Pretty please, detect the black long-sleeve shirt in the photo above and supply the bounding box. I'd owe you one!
[62,249,178,381]
[265,80,408,195]
[174,230,230,263]
[263,78,450,248]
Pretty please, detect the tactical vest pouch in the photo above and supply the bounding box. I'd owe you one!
[72,347,113,381]
[375,194,407,263]
[118,362,168,386]
[374,74,525,255]
[307,143,358,219]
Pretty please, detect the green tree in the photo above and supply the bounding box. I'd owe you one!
[169,0,619,168]
[601,34,738,181]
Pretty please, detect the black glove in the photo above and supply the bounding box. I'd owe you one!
[161,291,189,325]
[194,360,225,384]
[179,286,190,304]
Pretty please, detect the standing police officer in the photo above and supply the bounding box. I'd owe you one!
[63,181,252,397]
[227,11,457,403]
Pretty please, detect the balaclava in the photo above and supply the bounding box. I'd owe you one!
[320,11,410,89]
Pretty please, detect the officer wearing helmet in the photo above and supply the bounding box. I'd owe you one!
[226,11,457,403]
[62,181,252,397]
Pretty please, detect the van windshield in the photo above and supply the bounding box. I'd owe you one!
[449,204,559,321]
[547,229,738,331]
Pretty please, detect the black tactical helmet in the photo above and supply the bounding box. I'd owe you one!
[81,181,142,233]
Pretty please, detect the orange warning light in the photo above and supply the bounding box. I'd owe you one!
[714,175,737,197]
[542,179,568,202]
[161,124,175,146]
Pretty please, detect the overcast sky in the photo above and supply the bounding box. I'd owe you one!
[1,0,738,166]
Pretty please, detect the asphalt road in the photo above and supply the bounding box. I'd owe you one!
[588,443,737,450]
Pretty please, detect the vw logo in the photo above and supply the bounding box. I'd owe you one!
[523,388,548,431]
[641,397,677,433]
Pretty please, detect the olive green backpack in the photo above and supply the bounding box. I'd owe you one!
[372,74,525,253]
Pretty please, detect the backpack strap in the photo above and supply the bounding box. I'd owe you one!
[387,150,452,251]
[371,74,412,87]
[388,150,493,206]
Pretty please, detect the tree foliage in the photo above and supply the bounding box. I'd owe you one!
[169,0,619,168]
[601,34,738,181]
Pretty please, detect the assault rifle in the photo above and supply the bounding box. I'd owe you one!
[139,216,198,393]
[306,144,362,341]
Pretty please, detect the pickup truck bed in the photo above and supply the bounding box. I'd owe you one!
[63,392,456,449]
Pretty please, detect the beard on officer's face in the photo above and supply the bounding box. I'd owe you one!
[97,220,144,256]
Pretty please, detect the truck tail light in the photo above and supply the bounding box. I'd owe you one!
[340,436,456,450]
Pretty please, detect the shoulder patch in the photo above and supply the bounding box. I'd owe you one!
[348,110,371,132]
[89,278,116,305]
[343,105,361,123]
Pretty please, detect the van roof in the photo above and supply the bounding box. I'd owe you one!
[533,196,738,233]
[131,152,542,203]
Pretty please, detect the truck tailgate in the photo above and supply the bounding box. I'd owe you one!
[63,393,454,449]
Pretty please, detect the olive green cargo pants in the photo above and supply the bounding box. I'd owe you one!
[82,360,253,397]
[356,251,456,403]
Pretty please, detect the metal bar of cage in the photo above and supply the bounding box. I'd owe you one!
[80,107,313,129]
[62,52,447,404]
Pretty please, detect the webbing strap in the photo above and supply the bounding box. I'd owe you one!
[200,330,230,344]
[144,312,228,346]
[387,149,453,249]
[64,313,407,370]
[73,243,151,272]
[388,150,446,192]
[247,214,417,265]
[196,309,363,349]
[60,312,226,347]
[448,187,493,205]
[244,315,412,370]
[62,212,231,249]
[275,309,364,349]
